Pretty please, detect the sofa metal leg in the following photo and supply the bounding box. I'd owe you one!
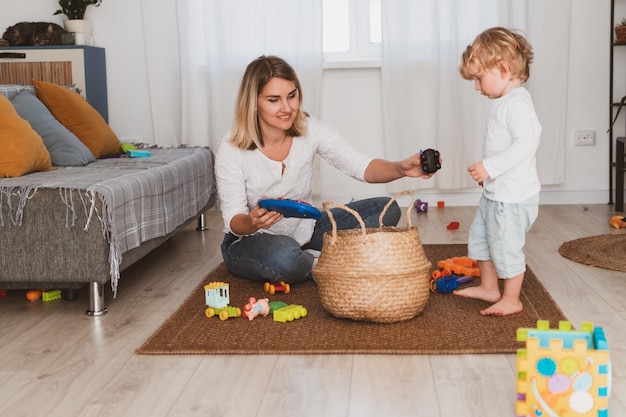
[196,213,209,231]
[86,282,108,316]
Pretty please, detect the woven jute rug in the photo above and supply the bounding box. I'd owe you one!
[136,244,567,355]
[559,233,626,273]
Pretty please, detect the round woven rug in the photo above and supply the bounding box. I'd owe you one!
[559,233,626,272]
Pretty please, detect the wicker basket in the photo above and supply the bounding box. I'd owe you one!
[312,191,431,323]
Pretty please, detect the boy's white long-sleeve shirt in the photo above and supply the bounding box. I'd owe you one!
[215,117,373,245]
[481,87,541,203]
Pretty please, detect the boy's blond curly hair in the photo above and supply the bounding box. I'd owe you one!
[459,27,534,83]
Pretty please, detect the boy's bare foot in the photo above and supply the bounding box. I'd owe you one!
[480,296,523,316]
[453,286,501,303]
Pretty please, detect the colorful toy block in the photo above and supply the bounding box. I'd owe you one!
[42,289,62,302]
[273,304,307,323]
[516,320,611,417]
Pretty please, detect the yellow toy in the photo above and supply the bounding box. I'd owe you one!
[516,320,611,417]
[608,215,626,229]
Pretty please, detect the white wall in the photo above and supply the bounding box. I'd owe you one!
[0,0,618,206]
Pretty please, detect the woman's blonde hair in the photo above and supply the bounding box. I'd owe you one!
[459,27,534,83]
[230,55,307,150]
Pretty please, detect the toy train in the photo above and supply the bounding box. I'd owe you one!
[204,281,241,320]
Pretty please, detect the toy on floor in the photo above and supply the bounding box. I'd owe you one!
[264,281,290,295]
[204,281,241,320]
[26,290,42,301]
[436,256,480,278]
[242,297,271,320]
[414,199,429,213]
[446,221,460,230]
[516,320,611,417]
[273,304,307,323]
[269,301,288,312]
[42,289,62,302]
[608,215,626,228]
[430,275,473,294]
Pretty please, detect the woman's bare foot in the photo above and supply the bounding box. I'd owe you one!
[480,296,523,316]
[453,286,501,303]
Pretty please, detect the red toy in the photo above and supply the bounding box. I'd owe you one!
[264,281,291,295]
[446,221,460,230]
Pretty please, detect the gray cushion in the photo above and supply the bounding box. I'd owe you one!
[11,90,95,166]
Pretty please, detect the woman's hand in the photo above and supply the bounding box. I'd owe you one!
[250,206,283,230]
[364,153,442,183]
[230,207,283,235]
[400,153,442,179]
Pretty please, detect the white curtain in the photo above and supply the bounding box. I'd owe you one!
[381,0,570,193]
[140,0,323,150]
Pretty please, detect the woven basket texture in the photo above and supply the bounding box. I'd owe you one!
[312,191,432,323]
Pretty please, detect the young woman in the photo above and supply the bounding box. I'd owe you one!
[215,55,438,284]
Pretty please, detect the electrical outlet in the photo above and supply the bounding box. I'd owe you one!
[574,130,596,146]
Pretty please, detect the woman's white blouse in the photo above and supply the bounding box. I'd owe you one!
[215,117,373,245]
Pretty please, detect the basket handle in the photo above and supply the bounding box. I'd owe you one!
[379,190,414,229]
[322,201,367,245]
[321,190,415,245]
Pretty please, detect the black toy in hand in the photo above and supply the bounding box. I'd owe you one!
[420,149,441,174]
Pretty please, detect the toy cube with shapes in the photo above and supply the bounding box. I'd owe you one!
[516,320,611,417]
[204,281,241,321]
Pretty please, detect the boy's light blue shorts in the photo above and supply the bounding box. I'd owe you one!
[467,194,539,278]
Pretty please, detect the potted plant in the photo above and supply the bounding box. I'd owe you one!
[54,0,102,45]
[54,0,102,20]
[616,18,626,44]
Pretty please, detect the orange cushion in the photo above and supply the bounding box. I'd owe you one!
[0,95,53,177]
[33,80,121,158]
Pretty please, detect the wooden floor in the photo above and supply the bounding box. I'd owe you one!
[1,204,625,417]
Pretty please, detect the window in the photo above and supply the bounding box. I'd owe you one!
[322,0,381,67]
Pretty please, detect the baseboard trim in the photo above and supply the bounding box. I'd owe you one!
[313,189,613,207]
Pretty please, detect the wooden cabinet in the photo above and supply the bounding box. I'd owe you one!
[611,0,626,211]
[0,45,108,122]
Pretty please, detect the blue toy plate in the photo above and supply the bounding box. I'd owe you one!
[258,199,321,219]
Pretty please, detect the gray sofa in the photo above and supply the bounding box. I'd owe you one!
[0,148,216,315]
[0,84,216,315]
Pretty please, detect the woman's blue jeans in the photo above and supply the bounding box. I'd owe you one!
[220,196,400,283]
